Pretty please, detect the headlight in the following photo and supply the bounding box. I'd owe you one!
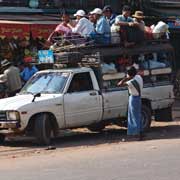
[6,111,20,121]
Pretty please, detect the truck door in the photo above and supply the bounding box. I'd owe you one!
[102,88,129,120]
[63,72,102,127]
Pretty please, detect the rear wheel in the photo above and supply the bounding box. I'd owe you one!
[34,113,52,145]
[141,104,152,131]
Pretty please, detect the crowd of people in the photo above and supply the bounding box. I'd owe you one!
[47,5,145,46]
[47,4,169,48]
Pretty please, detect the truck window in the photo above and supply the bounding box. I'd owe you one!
[68,72,93,93]
[20,72,69,94]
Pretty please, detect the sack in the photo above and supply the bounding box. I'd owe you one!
[152,21,169,39]
[101,63,117,74]
[111,23,120,33]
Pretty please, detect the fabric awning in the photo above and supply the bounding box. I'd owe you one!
[0,18,59,40]
[0,23,30,39]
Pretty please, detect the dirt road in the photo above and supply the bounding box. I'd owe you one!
[0,100,180,160]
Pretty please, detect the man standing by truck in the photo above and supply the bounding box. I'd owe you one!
[1,59,22,97]
[117,66,144,140]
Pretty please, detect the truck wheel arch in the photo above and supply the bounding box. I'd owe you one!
[141,98,152,111]
[26,112,59,136]
[141,98,152,131]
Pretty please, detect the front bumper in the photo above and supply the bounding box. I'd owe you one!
[0,121,20,129]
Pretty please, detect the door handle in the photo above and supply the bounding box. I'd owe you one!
[89,92,97,96]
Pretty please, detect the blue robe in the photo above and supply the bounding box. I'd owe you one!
[127,95,142,135]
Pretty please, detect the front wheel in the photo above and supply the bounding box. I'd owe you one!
[141,104,152,131]
[34,113,52,145]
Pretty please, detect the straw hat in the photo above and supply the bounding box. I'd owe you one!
[132,11,144,19]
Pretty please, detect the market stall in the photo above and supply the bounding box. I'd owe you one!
[0,20,58,65]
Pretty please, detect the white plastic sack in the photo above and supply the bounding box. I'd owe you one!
[101,63,117,74]
[111,24,121,44]
[152,21,169,39]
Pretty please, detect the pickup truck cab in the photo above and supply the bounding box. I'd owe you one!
[0,41,175,145]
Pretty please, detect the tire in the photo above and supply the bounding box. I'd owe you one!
[173,80,180,97]
[155,107,173,122]
[141,104,152,131]
[34,113,52,145]
[0,134,5,144]
[88,122,105,132]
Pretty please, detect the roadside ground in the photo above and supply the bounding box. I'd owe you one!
[0,99,179,159]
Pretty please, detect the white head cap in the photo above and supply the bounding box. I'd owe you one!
[74,10,86,17]
[90,8,103,15]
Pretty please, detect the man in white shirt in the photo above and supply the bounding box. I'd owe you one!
[69,9,94,38]
[117,66,144,140]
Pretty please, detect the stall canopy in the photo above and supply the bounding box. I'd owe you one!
[0,15,59,40]
[0,21,30,39]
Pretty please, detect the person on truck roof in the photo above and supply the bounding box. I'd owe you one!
[132,11,145,31]
[68,9,94,39]
[115,5,144,47]
[117,66,144,140]
[47,11,72,44]
[90,8,111,45]
[102,5,116,27]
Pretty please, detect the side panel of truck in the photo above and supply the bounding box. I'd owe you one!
[63,71,103,128]
[63,91,102,127]
[142,85,174,110]
[102,89,129,120]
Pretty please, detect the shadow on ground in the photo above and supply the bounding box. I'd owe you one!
[2,121,180,149]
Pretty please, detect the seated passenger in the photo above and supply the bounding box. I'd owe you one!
[115,5,144,47]
[90,8,111,45]
[88,13,96,27]
[102,5,116,27]
[68,10,94,39]
[132,11,145,32]
[132,11,145,42]
[47,11,72,44]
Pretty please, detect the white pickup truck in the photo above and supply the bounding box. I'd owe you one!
[0,66,174,145]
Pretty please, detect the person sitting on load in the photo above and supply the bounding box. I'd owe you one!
[68,9,94,40]
[102,5,116,27]
[115,5,144,47]
[47,11,72,44]
[90,8,111,45]
[132,11,145,32]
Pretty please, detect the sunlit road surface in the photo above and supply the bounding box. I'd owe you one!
[0,100,179,180]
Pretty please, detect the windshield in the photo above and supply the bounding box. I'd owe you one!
[20,72,69,94]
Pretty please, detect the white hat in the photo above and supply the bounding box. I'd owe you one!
[74,10,86,17]
[90,8,102,15]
